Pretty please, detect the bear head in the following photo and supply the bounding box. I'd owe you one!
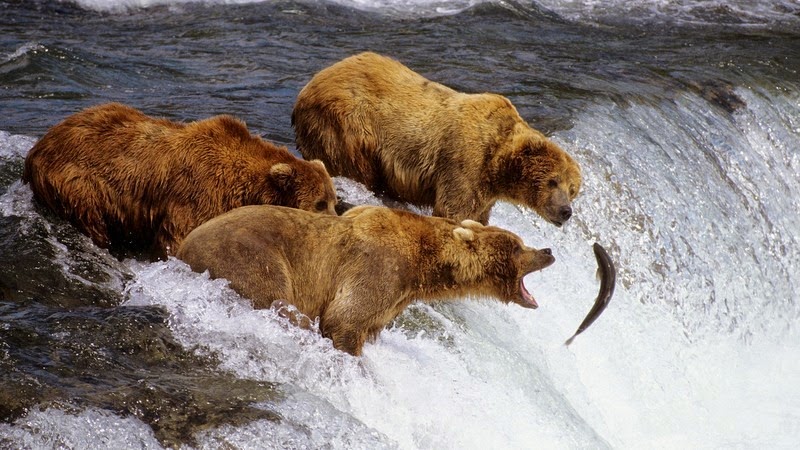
[501,130,582,227]
[268,160,338,215]
[446,219,555,309]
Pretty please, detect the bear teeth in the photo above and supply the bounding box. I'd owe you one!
[519,279,538,309]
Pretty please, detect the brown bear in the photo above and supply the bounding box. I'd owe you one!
[23,102,338,258]
[292,51,582,226]
[177,204,555,356]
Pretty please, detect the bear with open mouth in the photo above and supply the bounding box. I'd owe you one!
[177,204,555,356]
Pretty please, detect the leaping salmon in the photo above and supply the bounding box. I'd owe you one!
[565,243,616,346]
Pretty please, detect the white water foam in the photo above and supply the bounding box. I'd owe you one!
[0,130,36,162]
[551,87,800,338]
[0,407,163,449]
[536,86,800,447]
[0,131,40,227]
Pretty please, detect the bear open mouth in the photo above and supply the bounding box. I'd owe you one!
[519,278,539,309]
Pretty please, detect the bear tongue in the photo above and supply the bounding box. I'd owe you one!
[519,279,539,309]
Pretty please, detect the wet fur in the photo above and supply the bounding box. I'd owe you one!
[292,51,582,226]
[23,102,337,257]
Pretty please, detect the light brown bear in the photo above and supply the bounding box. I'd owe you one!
[177,204,555,356]
[292,51,582,226]
[22,102,337,258]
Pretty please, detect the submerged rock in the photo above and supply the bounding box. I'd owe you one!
[0,302,282,448]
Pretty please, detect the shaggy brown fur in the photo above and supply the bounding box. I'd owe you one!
[292,51,582,226]
[23,102,337,257]
[177,204,555,356]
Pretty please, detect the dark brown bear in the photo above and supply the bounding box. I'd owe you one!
[23,102,337,257]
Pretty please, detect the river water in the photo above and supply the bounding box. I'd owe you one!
[1,0,799,448]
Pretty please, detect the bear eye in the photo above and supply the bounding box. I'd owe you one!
[315,200,328,211]
[569,185,578,197]
[548,179,558,188]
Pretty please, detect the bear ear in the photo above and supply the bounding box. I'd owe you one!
[453,227,475,242]
[270,163,295,188]
[460,219,483,229]
[309,159,326,170]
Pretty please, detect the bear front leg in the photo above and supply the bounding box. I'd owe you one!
[156,204,202,257]
[321,287,393,356]
[321,318,368,356]
[270,300,314,330]
[64,184,112,248]
[434,184,488,225]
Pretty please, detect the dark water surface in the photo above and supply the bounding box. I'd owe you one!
[3,0,798,140]
[1,0,799,448]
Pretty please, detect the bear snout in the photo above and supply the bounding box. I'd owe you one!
[559,205,572,223]
[544,204,572,227]
[534,249,556,270]
[541,188,574,227]
[518,247,555,275]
